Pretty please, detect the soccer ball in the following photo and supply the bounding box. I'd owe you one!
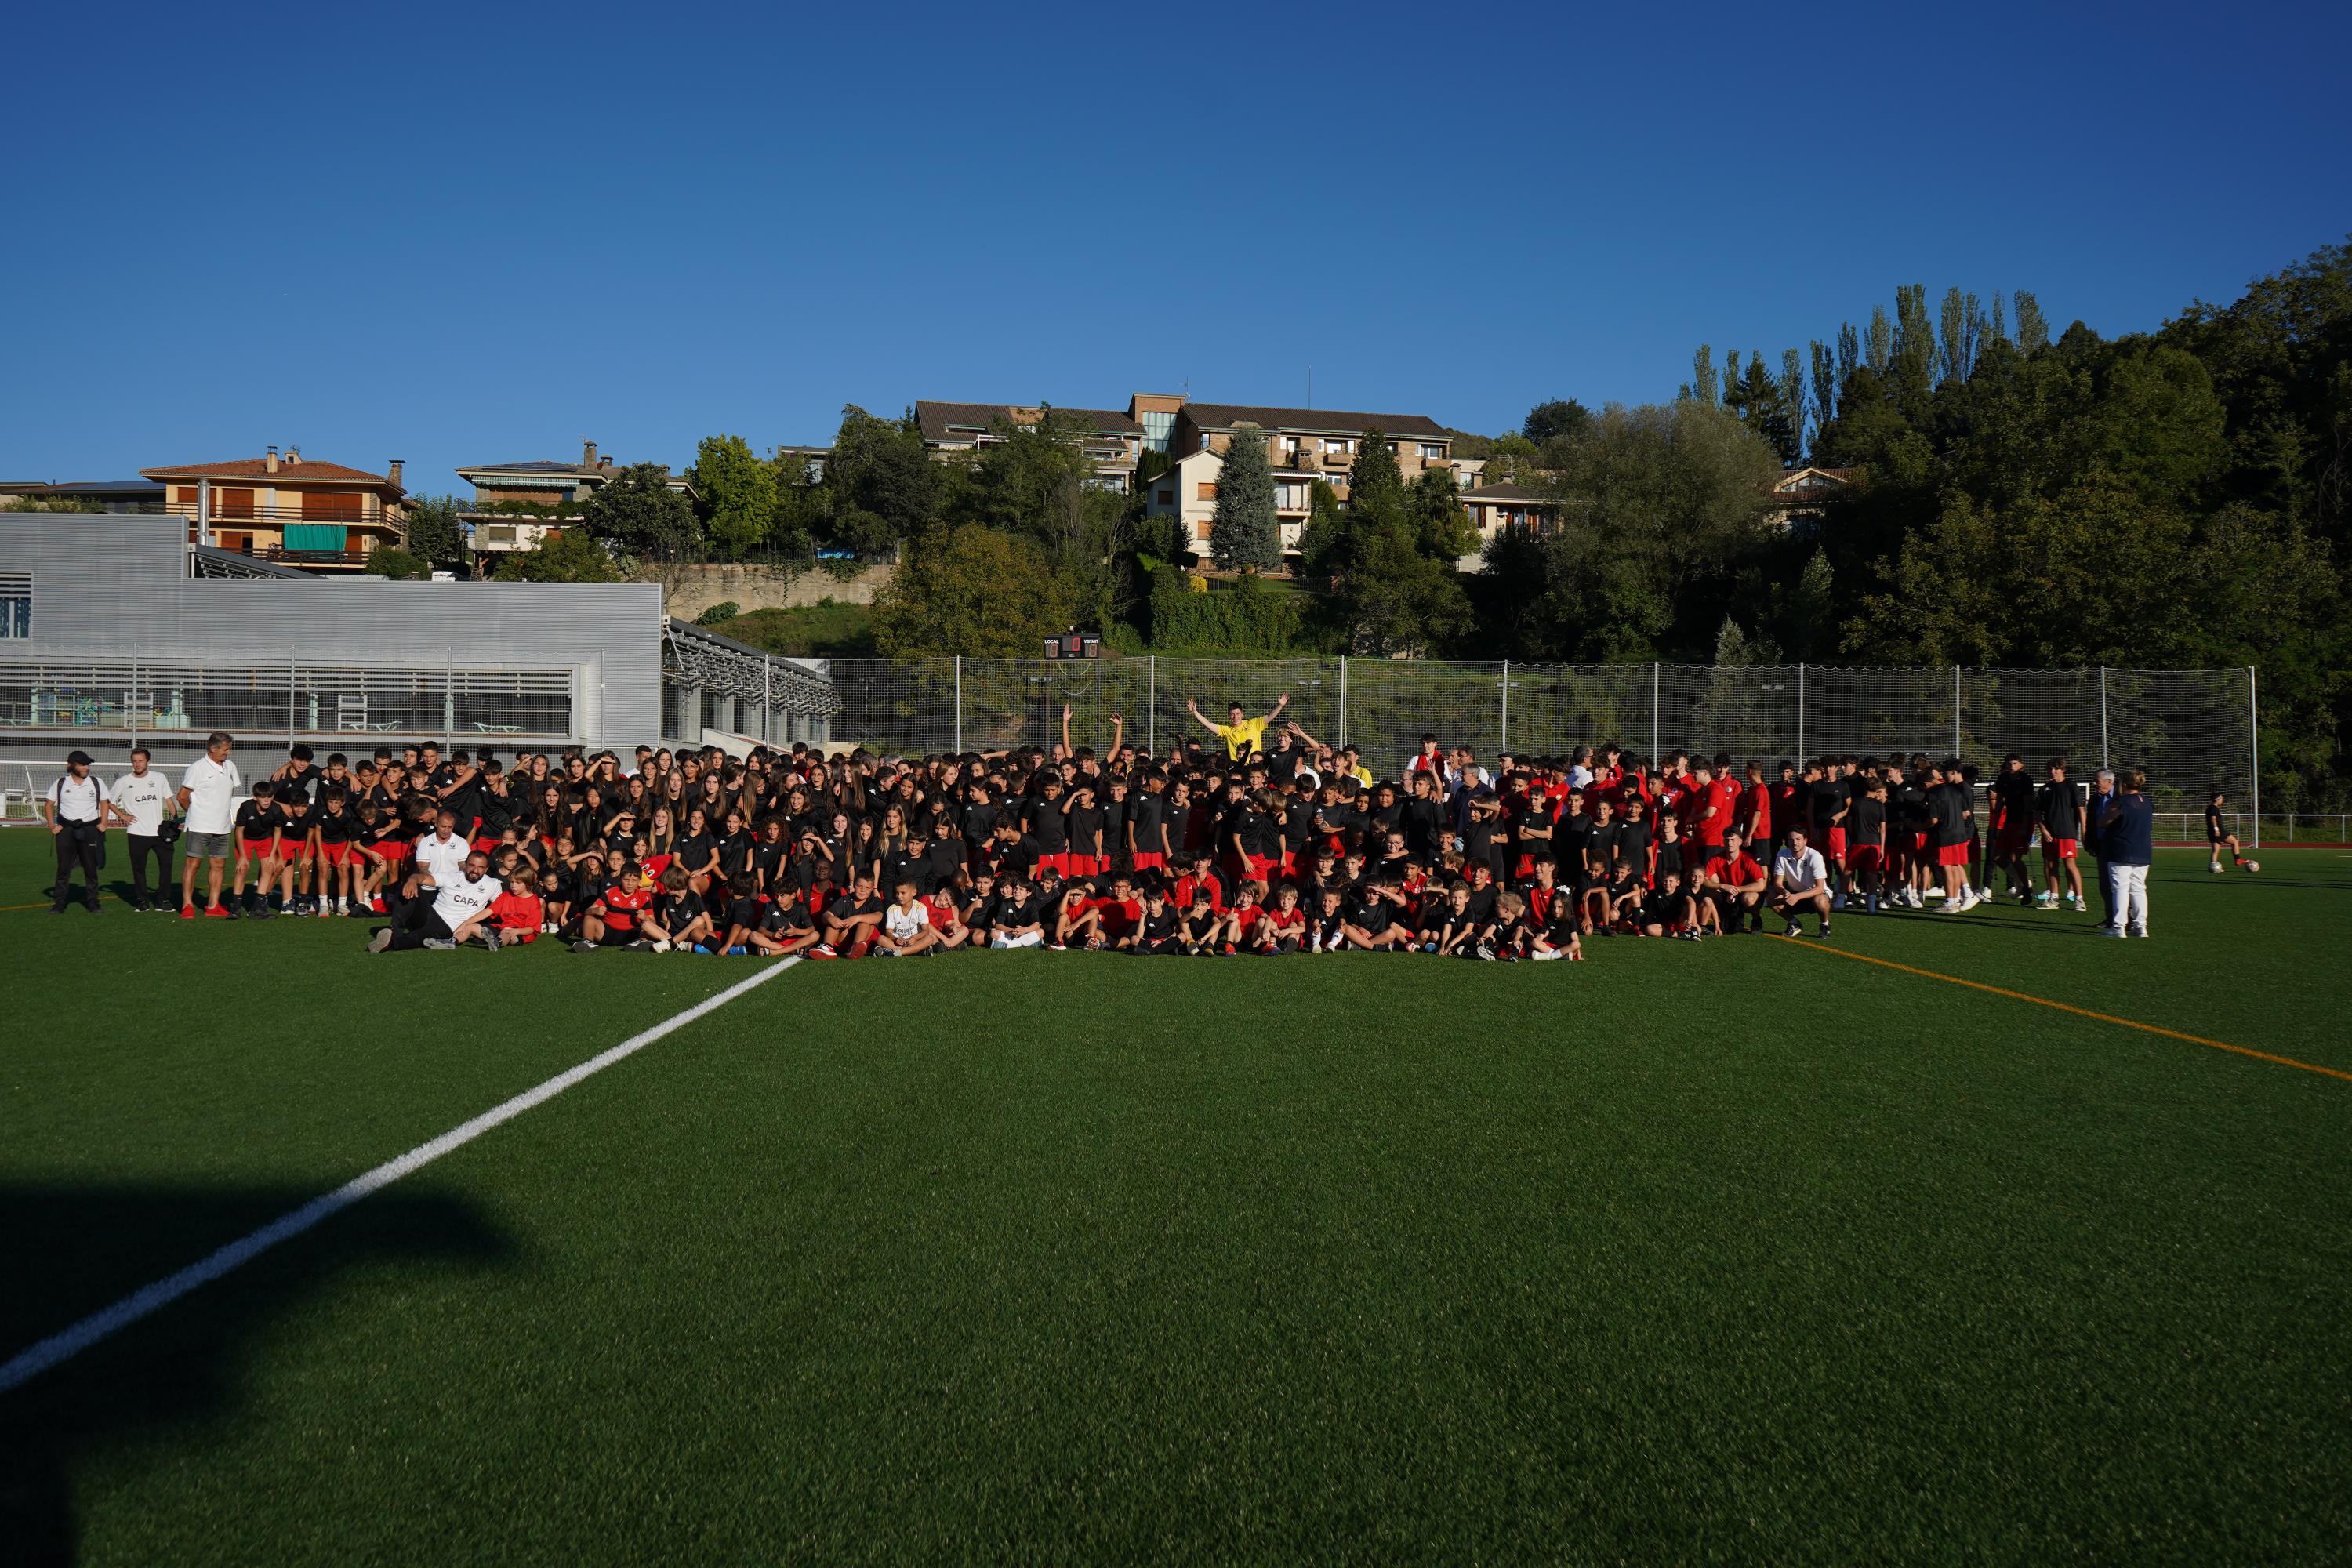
[2245,860,2259,874]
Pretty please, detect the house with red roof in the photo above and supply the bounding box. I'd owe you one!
[140,447,409,571]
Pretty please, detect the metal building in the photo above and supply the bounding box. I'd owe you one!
[0,517,834,777]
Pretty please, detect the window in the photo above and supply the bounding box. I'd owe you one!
[1421,442,1446,459]
[1284,436,1301,452]
[1197,481,1218,501]
[0,573,28,639]
[1324,437,1350,454]
[301,490,365,522]
[1156,489,1174,506]
[1140,408,1175,452]
[215,488,255,520]
[1274,481,1308,510]
[1195,520,1212,539]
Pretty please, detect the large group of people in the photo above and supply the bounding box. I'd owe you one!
[36,696,2213,953]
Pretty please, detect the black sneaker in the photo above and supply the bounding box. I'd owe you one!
[49,903,66,915]
[1818,922,1831,939]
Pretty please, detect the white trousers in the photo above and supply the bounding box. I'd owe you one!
[2113,862,2149,933]
[992,930,1044,949]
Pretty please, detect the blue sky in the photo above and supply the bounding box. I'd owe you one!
[4,0,2345,492]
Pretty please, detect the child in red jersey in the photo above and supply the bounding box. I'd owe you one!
[573,862,654,952]
[489,866,545,946]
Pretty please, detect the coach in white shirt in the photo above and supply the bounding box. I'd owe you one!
[413,811,473,889]
[371,849,500,953]
[177,731,242,916]
[1769,826,1834,938]
[42,750,109,913]
[110,746,178,912]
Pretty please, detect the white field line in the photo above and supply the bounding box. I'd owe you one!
[0,956,804,1395]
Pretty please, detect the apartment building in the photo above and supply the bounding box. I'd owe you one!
[1167,402,1455,499]
[454,441,694,561]
[141,448,408,572]
[1766,466,1853,530]
[914,402,1147,493]
[1460,481,1560,545]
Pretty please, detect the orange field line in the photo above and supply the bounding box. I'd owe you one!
[1764,934,2350,1083]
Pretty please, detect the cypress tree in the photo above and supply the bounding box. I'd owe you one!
[1208,424,1279,571]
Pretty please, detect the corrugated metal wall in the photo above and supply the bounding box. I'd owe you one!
[0,518,661,746]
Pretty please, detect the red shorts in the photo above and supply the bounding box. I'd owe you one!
[1131,852,1166,873]
[1994,826,2031,858]
[1037,852,1070,878]
[1827,826,1847,860]
[318,841,350,865]
[497,927,538,944]
[1911,830,1931,853]
[1935,842,1970,866]
[472,836,503,855]
[2045,837,2078,860]
[365,841,407,862]
[1240,853,1276,885]
[1278,851,1298,877]
[237,836,278,861]
[1065,855,1102,879]
[1849,844,1883,873]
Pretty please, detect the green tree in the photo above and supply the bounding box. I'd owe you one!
[1483,431,1541,481]
[1523,398,1592,445]
[2013,290,2050,352]
[1409,467,1478,558]
[1769,546,1835,659]
[401,494,466,572]
[1294,479,1347,575]
[691,434,779,557]
[1348,429,1405,524]
[1208,426,1279,570]
[1341,521,1472,657]
[365,545,428,579]
[491,529,626,583]
[1689,345,1719,406]
[581,463,698,557]
[871,524,1076,655]
[827,405,940,546]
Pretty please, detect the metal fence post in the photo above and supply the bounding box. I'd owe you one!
[2249,665,2260,851]
[1650,661,1660,760]
[289,651,298,749]
[129,659,140,755]
[1795,663,1805,760]
[953,656,962,753]
[1146,655,1156,755]
[2098,666,2108,770]
[1952,664,1962,758]
[763,655,771,744]
[1499,659,1509,751]
[1338,656,1348,747]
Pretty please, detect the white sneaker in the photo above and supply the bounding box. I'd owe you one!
[2096,925,2124,938]
[652,938,673,953]
[542,920,557,934]
[1974,885,1993,902]
[2127,925,2149,938]
[1530,948,1562,960]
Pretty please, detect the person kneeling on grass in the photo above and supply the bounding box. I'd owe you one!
[369,850,500,953]
[572,861,655,953]
[873,879,942,958]
[1769,827,1834,939]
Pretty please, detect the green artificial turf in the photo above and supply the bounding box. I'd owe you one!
[2,829,2348,1564]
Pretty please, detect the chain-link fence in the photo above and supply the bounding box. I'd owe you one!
[820,656,2259,811]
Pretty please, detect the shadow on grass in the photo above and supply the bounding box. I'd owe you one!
[0,1183,515,1567]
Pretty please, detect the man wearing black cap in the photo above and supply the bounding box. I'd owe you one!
[42,750,110,913]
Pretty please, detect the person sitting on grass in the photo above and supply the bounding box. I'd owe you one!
[489,866,544,947]
[988,876,1046,949]
[572,861,654,953]
[1530,888,1585,960]
[923,884,971,951]
[813,872,886,959]
[646,865,717,953]
[873,879,942,958]
[1769,826,1834,939]
[1641,867,1701,941]
[1138,886,1182,954]
[733,882,822,958]
[369,850,500,953]
[1176,887,1222,955]
[1489,890,1533,960]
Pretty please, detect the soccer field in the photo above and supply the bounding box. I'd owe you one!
[2,829,2347,1564]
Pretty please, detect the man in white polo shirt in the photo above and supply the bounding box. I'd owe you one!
[178,731,242,919]
[110,746,178,913]
[42,750,108,914]
[1769,825,1834,939]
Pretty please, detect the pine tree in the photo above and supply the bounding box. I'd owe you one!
[1691,345,1718,407]
[1208,425,1279,571]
